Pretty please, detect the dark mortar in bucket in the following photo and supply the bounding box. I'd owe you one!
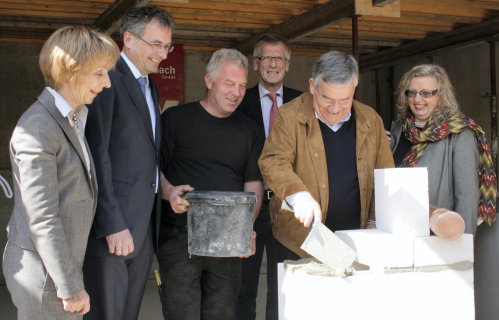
[184,191,256,257]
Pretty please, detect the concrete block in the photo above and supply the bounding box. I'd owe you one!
[375,168,430,237]
[413,233,474,267]
[336,229,414,268]
[300,222,357,270]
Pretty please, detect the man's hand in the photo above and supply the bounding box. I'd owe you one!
[160,174,194,214]
[106,229,134,256]
[240,231,257,258]
[293,193,322,228]
[164,184,194,214]
[62,289,90,315]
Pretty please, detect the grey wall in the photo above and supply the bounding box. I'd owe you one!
[0,42,44,283]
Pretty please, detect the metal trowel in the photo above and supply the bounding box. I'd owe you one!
[300,221,357,270]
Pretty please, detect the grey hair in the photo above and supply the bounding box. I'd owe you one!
[253,33,291,60]
[312,51,358,87]
[206,48,248,79]
[395,64,460,123]
[120,6,174,40]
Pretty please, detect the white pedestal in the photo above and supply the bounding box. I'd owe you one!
[278,263,474,320]
[278,230,475,320]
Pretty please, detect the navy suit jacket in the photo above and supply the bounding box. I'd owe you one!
[238,84,302,137]
[85,57,161,257]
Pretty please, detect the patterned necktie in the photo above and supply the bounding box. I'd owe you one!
[267,92,279,133]
[137,76,147,96]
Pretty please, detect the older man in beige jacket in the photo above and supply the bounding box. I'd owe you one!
[258,51,394,320]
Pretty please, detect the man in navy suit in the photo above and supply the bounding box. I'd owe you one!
[83,6,174,320]
[237,33,302,320]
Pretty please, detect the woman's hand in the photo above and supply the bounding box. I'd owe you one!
[62,289,90,315]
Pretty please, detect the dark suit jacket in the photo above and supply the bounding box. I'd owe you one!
[85,57,161,257]
[237,84,302,231]
[238,84,302,138]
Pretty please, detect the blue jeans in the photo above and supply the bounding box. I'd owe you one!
[157,225,242,320]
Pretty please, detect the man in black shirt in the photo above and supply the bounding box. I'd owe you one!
[158,48,264,320]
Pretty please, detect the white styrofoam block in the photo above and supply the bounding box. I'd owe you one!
[375,168,430,236]
[335,229,414,268]
[413,233,474,267]
[278,263,474,320]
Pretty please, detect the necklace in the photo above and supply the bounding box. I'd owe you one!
[71,111,78,129]
[414,120,425,128]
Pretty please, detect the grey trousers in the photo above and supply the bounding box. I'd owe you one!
[3,241,83,320]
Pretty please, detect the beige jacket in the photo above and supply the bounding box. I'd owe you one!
[258,93,394,256]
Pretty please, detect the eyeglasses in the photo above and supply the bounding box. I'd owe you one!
[256,56,287,64]
[135,34,174,53]
[316,87,353,107]
[405,89,438,98]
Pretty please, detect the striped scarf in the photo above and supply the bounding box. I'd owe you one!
[402,113,497,225]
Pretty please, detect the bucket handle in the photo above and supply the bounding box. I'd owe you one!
[208,199,236,206]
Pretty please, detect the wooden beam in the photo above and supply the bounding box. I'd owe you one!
[373,0,397,6]
[92,0,152,34]
[235,0,355,54]
[360,16,499,70]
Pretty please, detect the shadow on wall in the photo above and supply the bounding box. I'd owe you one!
[0,169,14,284]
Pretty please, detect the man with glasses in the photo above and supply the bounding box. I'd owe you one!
[83,6,174,320]
[258,51,394,320]
[236,33,301,320]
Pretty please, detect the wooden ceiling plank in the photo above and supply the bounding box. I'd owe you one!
[359,15,456,28]
[0,3,104,14]
[336,19,454,32]
[404,0,499,11]
[170,10,292,24]
[0,8,97,19]
[174,20,271,29]
[401,2,490,19]
[327,27,424,40]
[360,15,499,69]
[154,1,304,15]
[235,0,356,53]
[1,0,111,7]
[161,0,321,9]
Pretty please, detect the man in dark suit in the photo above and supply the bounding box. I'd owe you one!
[237,33,302,320]
[83,6,174,320]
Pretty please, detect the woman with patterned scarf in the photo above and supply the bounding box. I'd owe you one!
[389,64,497,235]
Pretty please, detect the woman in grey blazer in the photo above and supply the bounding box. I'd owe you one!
[390,64,496,234]
[3,26,119,319]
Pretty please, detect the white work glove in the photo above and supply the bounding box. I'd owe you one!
[286,192,322,228]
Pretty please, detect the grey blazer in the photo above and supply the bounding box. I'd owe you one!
[5,88,97,300]
[390,120,479,234]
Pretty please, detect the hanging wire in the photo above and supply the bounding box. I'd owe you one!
[0,174,13,199]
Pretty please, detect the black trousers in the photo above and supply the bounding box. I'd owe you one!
[82,227,154,320]
[266,235,300,320]
[157,225,242,320]
[237,199,272,320]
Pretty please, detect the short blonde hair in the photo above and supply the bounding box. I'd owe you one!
[39,25,120,89]
[395,64,460,123]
